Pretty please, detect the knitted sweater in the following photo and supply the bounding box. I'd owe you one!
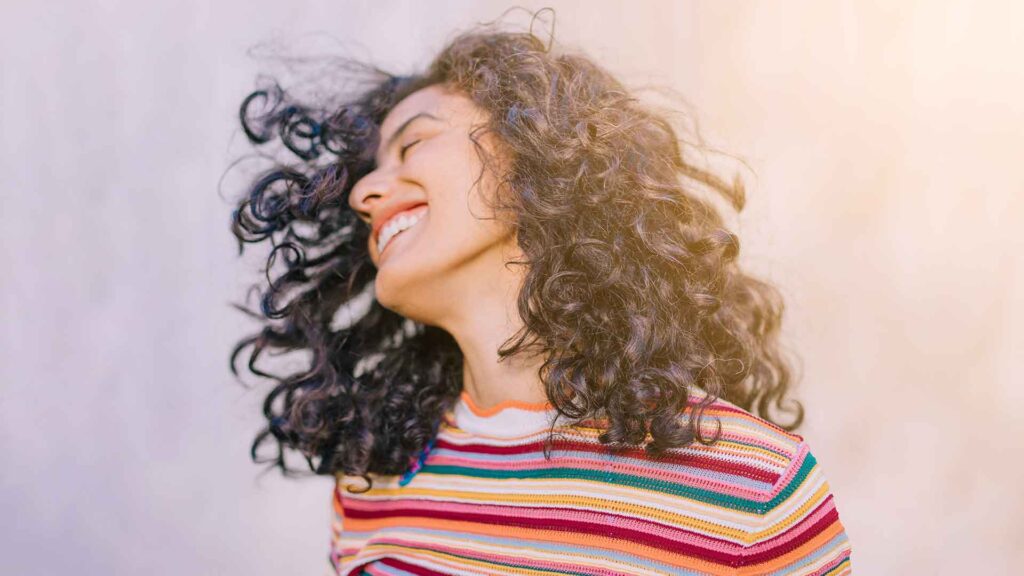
[326,390,853,575]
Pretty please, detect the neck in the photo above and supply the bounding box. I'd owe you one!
[438,241,549,412]
[457,326,548,411]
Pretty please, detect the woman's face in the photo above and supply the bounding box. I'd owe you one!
[348,84,516,322]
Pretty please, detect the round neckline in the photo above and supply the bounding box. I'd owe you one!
[442,390,565,440]
[457,389,555,417]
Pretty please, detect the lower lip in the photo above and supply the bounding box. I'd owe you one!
[379,214,427,262]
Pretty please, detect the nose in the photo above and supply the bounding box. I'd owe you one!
[348,167,392,223]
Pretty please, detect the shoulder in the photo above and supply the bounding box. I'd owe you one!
[681,392,839,520]
[693,394,807,471]
[668,393,810,506]
[573,391,829,515]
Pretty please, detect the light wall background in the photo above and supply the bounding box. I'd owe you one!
[2,1,1021,574]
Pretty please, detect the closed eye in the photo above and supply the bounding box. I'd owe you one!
[399,139,422,160]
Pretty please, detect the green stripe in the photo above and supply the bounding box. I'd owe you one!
[421,452,817,514]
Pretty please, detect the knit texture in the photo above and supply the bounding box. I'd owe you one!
[326,390,853,575]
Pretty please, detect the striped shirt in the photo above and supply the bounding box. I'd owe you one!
[327,390,853,575]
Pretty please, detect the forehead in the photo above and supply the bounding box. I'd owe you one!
[379,84,478,135]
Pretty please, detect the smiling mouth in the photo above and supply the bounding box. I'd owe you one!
[376,203,428,253]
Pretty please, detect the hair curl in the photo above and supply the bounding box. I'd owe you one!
[229,16,803,491]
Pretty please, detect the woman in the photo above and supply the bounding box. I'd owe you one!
[230,18,853,576]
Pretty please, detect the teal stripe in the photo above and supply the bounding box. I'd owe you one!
[421,452,817,514]
[767,452,818,511]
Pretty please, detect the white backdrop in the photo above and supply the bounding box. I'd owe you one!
[2,1,1022,574]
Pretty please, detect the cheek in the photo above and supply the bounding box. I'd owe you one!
[428,164,506,232]
[423,203,482,248]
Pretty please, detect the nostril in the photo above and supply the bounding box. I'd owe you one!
[347,195,369,217]
[356,192,376,208]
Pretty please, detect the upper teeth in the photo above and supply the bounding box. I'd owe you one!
[378,210,426,254]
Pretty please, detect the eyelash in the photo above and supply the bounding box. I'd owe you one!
[399,139,421,160]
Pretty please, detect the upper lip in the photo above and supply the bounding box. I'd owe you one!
[372,199,428,245]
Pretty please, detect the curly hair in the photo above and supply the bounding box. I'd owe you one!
[228,17,804,491]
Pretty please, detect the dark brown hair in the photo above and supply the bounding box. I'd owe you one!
[229,14,803,489]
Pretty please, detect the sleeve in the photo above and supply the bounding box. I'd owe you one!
[738,440,854,575]
[325,476,345,576]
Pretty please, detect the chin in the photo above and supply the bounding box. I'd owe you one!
[373,262,431,317]
[373,270,407,312]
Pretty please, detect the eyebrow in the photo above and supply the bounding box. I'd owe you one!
[375,111,442,165]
